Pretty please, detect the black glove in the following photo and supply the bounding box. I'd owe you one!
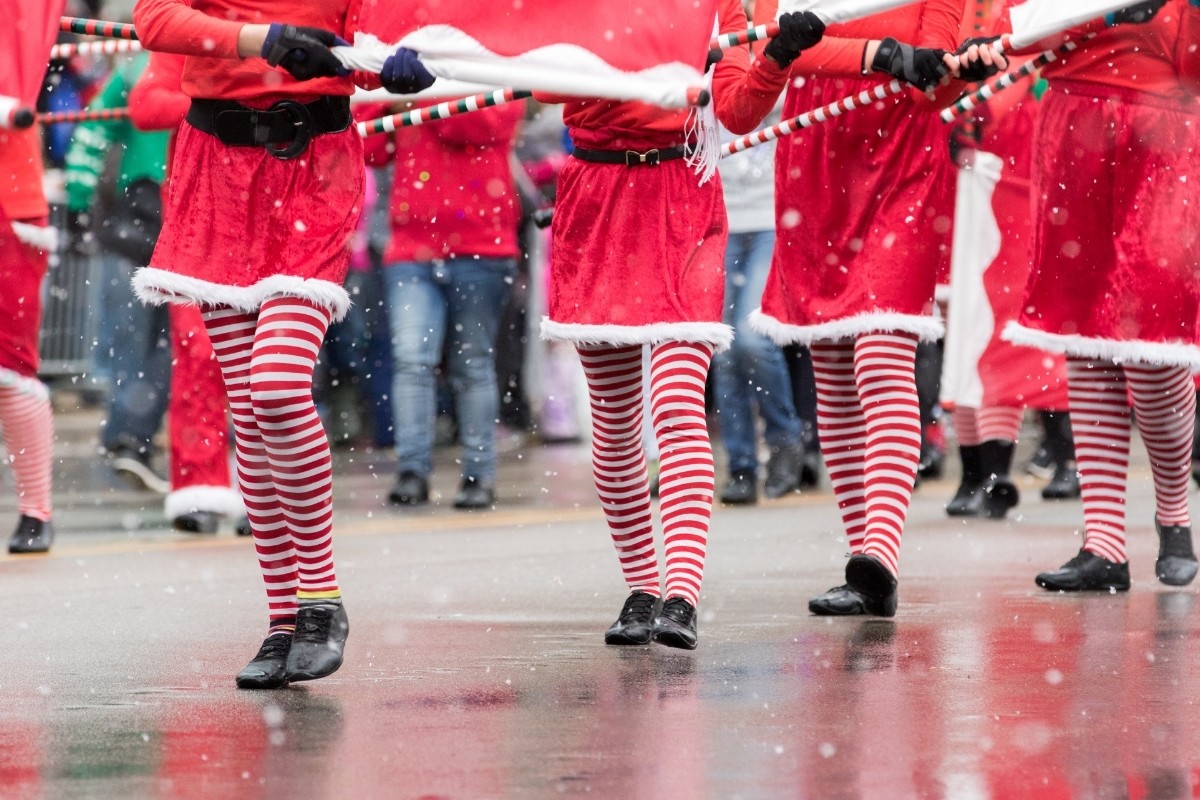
[380,47,436,95]
[954,35,1004,82]
[871,37,950,91]
[763,11,826,68]
[1107,0,1169,25]
[261,23,348,81]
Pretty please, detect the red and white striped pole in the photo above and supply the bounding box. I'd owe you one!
[357,88,533,137]
[37,107,131,125]
[50,39,143,59]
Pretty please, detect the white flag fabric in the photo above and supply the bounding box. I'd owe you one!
[940,153,1004,409]
[1008,0,1134,48]
[778,0,922,25]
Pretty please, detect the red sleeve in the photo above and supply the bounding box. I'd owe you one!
[756,0,874,77]
[1175,1,1200,91]
[132,0,242,59]
[713,0,793,134]
[917,0,969,108]
[128,52,189,131]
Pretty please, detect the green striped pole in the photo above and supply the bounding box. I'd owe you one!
[60,16,138,40]
[38,107,131,125]
[357,88,533,137]
[940,36,1089,123]
[710,23,778,50]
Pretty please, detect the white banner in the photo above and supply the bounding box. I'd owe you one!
[1009,0,1133,48]
[779,0,922,25]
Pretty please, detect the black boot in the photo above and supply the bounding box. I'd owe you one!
[454,476,495,509]
[844,554,898,617]
[286,602,350,681]
[8,515,53,554]
[1041,411,1081,500]
[389,471,429,505]
[946,444,985,517]
[1156,518,1199,587]
[1035,550,1130,592]
[1041,461,1081,500]
[236,632,292,690]
[763,443,803,499]
[604,591,661,645]
[719,469,758,505]
[652,597,698,650]
[172,510,220,534]
[979,439,1019,519]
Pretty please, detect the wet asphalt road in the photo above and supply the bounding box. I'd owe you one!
[0,409,1197,799]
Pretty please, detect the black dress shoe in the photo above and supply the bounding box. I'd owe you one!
[453,476,495,509]
[1035,549,1130,592]
[235,517,253,537]
[172,510,220,534]
[652,597,698,650]
[1156,518,1198,587]
[719,470,757,505]
[8,515,53,554]
[808,584,873,616]
[764,443,804,499]
[1041,462,1081,500]
[844,554,898,617]
[236,633,292,690]
[388,471,429,506]
[286,603,349,681]
[604,591,661,645]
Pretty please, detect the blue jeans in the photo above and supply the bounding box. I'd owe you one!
[712,230,801,473]
[97,251,171,453]
[385,258,515,483]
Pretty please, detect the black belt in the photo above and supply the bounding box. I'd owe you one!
[571,145,687,167]
[186,96,351,160]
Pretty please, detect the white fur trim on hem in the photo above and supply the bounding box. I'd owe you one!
[749,309,945,346]
[133,268,351,322]
[11,222,58,252]
[540,318,734,351]
[0,367,49,400]
[1003,322,1200,371]
[165,485,246,519]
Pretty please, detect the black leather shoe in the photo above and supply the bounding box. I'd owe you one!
[604,591,661,645]
[8,515,53,554]
[172,510,220,534]
[388,471,429,506]
[1041,462,1081,500]
[808,584,872,616]
[1156,518,1199,587]
[235,517,253,537]
[719,470,757,505]
[844,554,899,618]
[236,633,292,690]
[286,603,349,681]
[652,597,698,650]
[1035,550,1130,592]
[454,476,495,509]
[764,443,803,499]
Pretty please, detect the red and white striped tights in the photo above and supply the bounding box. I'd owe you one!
[203,298,340,630]
[578,342,715,607]
[1067,357,1196,564]
[0,384,53,520]
[950,405,1024,447]
[810,332,923,577]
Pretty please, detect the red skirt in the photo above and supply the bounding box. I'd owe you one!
[134,122,365,322]
[753,77,954,345]
[0,212,49,381]
[542,155,731,349]
[1007,82,1200,370]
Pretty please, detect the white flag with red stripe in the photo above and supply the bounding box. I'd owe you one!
[341,0,718,109]
[1008,0,1136,47]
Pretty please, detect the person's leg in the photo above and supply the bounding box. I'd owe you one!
[1040,409,1081,499]
[649,340,716,650]
[976,405,1025,519]
[443,258,515,507]
[915,339,946,479]
[1035,358,1132,592]
[0,382,54,553]
[712,232,760,502]
[809,340,867,551]
[203,306,299,688]
[946,405,985,517]
[1124,363,1198,586]
[578,344,662,645]
[247,297,347,681]
[384,261,446,504]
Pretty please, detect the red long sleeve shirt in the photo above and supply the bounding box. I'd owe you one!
[995,0,1200,101]
[132,0,363,105]
[382,103,524,263]
[128,51,190,132]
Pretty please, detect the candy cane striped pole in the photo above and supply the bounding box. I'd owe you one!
[60,16,138,40]
[939,35,1092,123]
[50,39,143,59]
[722,79,904,156]
[357,88,533,137]
[711,22,779,50]
[37,107,131,125]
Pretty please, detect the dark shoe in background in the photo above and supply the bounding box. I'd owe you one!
[946,444,985,517]
[453,475,495,510]
[108,445,170,494]
[719,469,758,505]
[917,421,946,480]
[979,439,1019,520]
[389,470,429,506]
[1041,462,1081,500]
[172,510,220,534]
[604,591,661,645]
[8,515,53,554]
[763,442,804,499]
[235,516,253,536]
[1035,550,1131,592]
